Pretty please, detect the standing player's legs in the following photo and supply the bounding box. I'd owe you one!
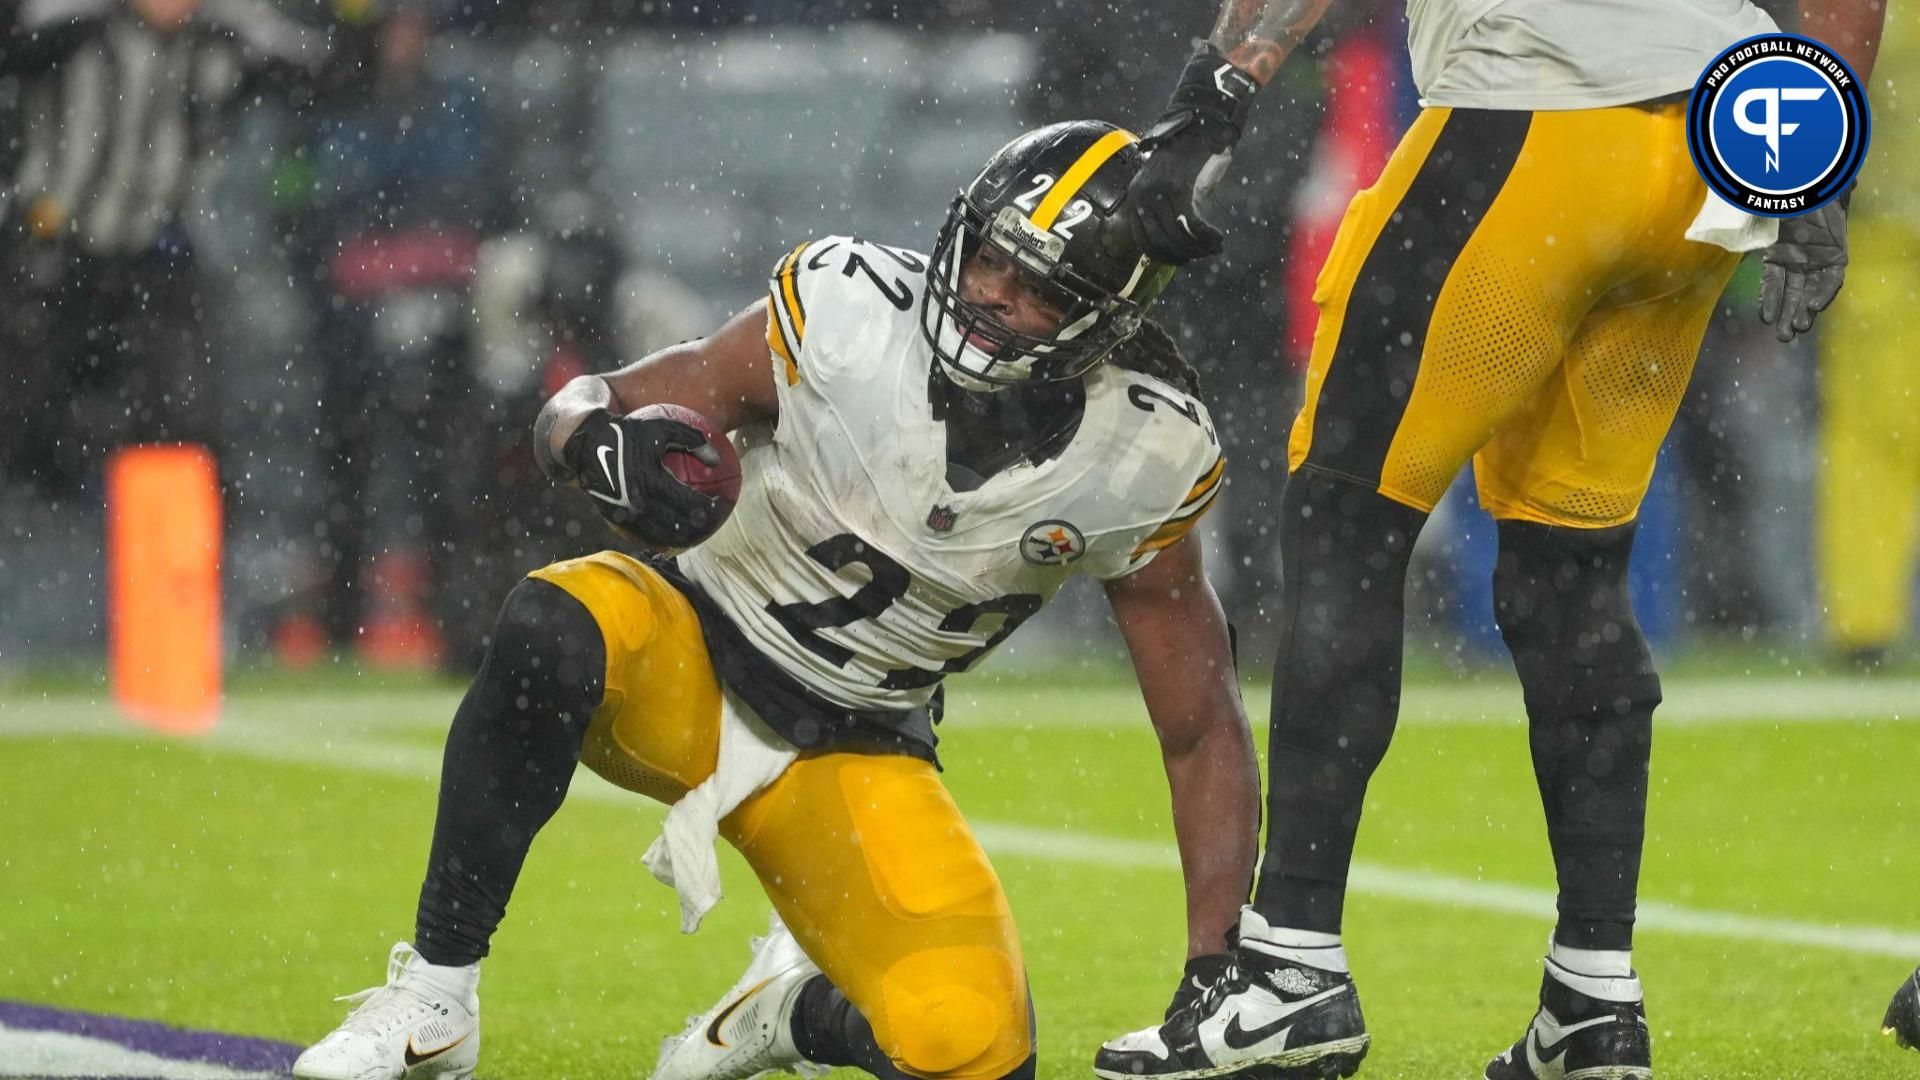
[1100,104,1605,1079]
[1477,164,1739,1080]
[1477,203,1739,959]
[1095,103,1732,1080]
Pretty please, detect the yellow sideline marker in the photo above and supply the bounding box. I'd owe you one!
[107,445,222,734]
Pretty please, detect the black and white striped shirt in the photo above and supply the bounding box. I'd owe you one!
[1,0,325,256]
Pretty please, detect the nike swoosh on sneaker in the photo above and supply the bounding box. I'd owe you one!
[1218,984,1348,1051]
[705,977,776,1048]
[1524,1015,1617,1074]
[403,1031,469,1068]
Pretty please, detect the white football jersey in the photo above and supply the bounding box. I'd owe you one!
[678,236,1223,720]
[1407,0,1778,110]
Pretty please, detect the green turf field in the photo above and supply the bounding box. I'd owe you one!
[3,669,1918,1078]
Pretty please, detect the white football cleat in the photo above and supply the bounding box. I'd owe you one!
[292,942,480,1080]
[652,912,828,1080]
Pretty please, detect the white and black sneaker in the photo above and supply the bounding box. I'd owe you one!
[1095,909,1369,1080]
[1484,965,1651,1080]
[292,943,479,1080]
[1885,965,1920,1051]
[651,911,827,1080]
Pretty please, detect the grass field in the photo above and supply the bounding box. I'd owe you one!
[4,667,1919,1079]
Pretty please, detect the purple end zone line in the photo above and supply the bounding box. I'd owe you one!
[0,999,301,1072]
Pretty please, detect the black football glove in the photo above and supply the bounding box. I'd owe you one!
[1759,192,1850,343]
[1127,40,1260,265]
[560,408,727,550]
[1165,953,1235,1021]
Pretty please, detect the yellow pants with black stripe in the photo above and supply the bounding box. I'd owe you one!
[1290,104,1741,526]
[526,552,1031,1080]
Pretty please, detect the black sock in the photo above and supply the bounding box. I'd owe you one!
[1493,521,1659,951]
[1254,469,1427,933]
[789,975,1036,1080]
[789,976,912,1080]
[413,578,605,967]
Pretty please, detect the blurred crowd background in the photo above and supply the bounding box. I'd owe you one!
[1,0,1914,679]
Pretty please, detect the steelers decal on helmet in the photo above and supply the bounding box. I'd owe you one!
[1021,520,1086,566]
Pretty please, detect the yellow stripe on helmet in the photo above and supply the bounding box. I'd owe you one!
[1030,128,1138,231]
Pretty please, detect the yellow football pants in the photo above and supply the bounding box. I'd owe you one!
[1818,217,1920,650]
[1290,104,1741,527]
[526,552,1032,1080]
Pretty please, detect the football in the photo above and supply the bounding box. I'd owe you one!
[633,402,742,542]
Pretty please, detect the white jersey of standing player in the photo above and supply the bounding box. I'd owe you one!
[1407,0,1779,110]
[680,235,1224,715]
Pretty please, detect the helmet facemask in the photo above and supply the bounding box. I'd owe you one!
[921,199,1147,393]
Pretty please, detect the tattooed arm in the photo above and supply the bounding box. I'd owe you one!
[1121,0,1335,263]
[1209,0,1335,86]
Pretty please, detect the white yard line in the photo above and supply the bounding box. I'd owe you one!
[6,707,1916,960]
[962,675,1920,728]
[5,675,1909,737]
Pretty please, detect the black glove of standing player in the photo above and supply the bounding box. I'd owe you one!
[1759,193,1850,343]
[1126,40,1260,265]
[560,408,726,550]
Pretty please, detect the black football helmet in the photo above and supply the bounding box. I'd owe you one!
[921,120,1177,391]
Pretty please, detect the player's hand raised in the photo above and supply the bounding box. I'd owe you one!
[1127,42,1259,265]
[1759,195,1850,343]
[561,407,729,551]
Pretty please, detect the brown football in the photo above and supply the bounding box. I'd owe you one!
[631,401,742,515]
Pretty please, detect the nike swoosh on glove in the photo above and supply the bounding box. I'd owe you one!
[1127,40,1259,264]
[562,407,727,551]
[1759,194,1849,343]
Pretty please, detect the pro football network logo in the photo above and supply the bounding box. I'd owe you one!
[1021,520,1084,566]
[1686,33,1870,217]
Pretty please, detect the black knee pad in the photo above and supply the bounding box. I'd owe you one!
[1491,521,1659,717]
[478,578,607,723]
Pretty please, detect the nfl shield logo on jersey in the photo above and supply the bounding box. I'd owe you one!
[1021,520,1085,566]
[927,504,958,533]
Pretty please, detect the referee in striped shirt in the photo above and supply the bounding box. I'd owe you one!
[0,0,326,493]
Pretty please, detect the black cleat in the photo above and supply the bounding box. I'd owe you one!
[1885,966,1920,1051]
[1095,910,1369,1080]
[1485,968,1651,1080]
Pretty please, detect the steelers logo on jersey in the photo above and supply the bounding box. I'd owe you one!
[1021,520,1085,566]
